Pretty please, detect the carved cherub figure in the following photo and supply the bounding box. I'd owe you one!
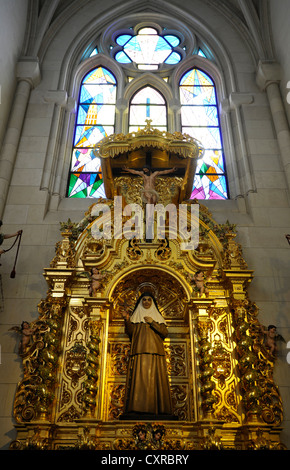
[150,425,165,450]
[190,270,210,297]
[260,324,285,355]
[9,321,37,354]
[88,267,106,296]
[133,424,148,450]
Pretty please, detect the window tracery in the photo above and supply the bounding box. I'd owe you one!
[67,22,228,200]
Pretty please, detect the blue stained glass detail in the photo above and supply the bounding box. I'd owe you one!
[115,51,132,63]
[129,86,166,130]
[164,52,181,64]
[197,48,206,58]
[89,47,98,57]
[116,34,133,46]
[164,35,180,47]
[114,27,181,68]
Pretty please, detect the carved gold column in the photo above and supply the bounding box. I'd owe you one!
[191,299,217,421]
[223,269,260,424]
[81,299,110,421]
[82,317,102,418]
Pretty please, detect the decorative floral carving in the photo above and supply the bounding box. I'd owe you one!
[50,229,76,268]
[211,341,231,388]
[13,295,66,423]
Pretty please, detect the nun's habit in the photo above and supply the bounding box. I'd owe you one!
[122,292,173,417]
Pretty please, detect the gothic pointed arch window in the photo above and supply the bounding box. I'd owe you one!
[67,66,116,198]
[129,86,167,132]
[179,68,228,199]
[67,22,228,200]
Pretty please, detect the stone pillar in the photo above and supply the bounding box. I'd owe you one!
[221,92,255,197]
[256,60,290,190]
[40,90,68,192]
[0,57,41,218]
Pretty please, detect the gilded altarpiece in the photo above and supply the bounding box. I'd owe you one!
[10,127,285,450]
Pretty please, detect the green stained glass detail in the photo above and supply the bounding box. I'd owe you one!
[67,66,116,198]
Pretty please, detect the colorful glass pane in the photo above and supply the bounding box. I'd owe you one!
[195,150,225,173]
[115,27,181,68]
[68,172,105,198]
[129,86,167,130]
[180,68,214,87]
[83,67,116,84]
[116,34,132,46]
[74,125,114,148]
[180,68,228,200]
[197,48,206,58]
[191,174,227,200]
[165,52,182,64]
[181,105,218,127]
[183,126,222,149]
[89,47,98,57]
[179,85,216,106]
[115,51,131,64]
[164,35,180,47]
[67,66,116,198]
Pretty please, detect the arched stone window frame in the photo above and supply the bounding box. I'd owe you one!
[52,12,247,208]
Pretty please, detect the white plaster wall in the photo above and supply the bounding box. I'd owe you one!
[0,0,290,449]
[270,0,290,124]
[0,0,28,149]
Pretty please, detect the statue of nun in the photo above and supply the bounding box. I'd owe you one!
[120,291,175,419]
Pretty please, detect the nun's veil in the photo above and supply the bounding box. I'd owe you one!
[130,291,166,324]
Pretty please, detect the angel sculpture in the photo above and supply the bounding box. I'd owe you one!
[89,268,107,296]
[9,321,36,354]
[260,324,285,355]
[189,270,210,297]
[78,268,106,296]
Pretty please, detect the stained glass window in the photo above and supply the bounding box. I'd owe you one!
[114,27,182,70]
[179,68,228,199]
[129,86,167,132]
[68,24,228,200]
[67,67,116,198]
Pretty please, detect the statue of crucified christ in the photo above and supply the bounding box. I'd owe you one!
[123,165,177,205]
